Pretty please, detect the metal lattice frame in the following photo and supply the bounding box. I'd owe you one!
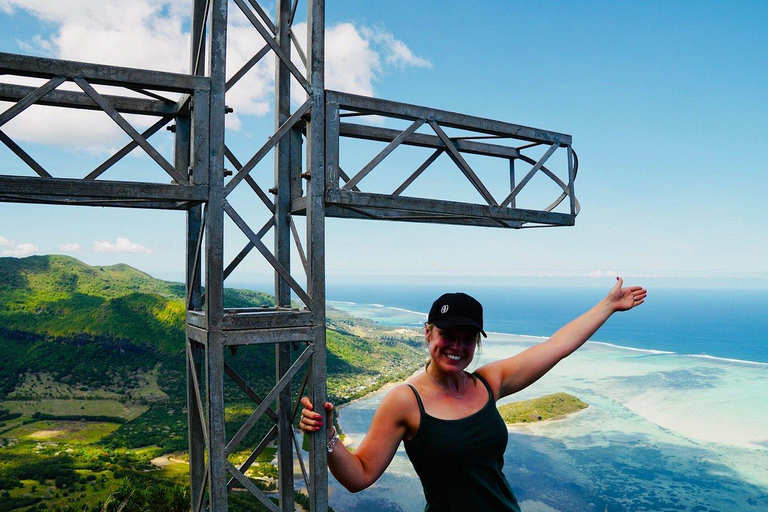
[184,1,330,510]
[322,91,579,227]
[0,0,577,510]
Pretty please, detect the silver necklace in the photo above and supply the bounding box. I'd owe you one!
[426,364,466,400]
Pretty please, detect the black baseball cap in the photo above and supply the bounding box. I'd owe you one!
[428,292,486,337]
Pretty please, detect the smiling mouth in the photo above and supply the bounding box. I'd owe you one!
[446,354,462,361]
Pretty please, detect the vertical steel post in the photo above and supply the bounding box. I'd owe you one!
[187,1,208,509]
[190,0,208,77]
[186,338,206,512]
[207,0,228,509]
[275,0,295,510]
[567,145,576,216]
[306,1,329,511]
[509,159,516,209]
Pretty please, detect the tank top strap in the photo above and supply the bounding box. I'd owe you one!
[472,372,495,401]
[406,384,426,412]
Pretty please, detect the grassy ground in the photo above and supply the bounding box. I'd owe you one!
[1,469,124,511]
[0,308,422,510]
[2,399,147,421]
[8,372,123,400]
[9,367,168,403]
[498,392,588,424]
[2,420,121,444]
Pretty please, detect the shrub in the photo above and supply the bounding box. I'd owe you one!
[0,476,22,490]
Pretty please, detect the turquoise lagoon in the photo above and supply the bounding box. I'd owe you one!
[326,297,768,512]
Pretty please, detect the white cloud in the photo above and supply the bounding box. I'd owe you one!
[0,235,39,257]
[58,243,81,252]
[0,101,131,153]
[93,237,153,254]
[1,0,188,152]
[2,2,431,145]
[324,22,381,97]
[223,10,278,132]
[359,26,432,70]
[290,22,432,101]
[588,269,618,278]
[3,0,189,71]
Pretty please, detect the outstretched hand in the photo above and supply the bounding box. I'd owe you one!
[608,277,647,312]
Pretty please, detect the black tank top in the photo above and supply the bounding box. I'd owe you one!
[404,373,521,511]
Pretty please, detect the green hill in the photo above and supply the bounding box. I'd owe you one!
[0,255,424,448]
[0,255,425,511]
[0,255,274,399]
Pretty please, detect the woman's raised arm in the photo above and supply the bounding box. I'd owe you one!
[477,277,647,400]
[299,384,414,493]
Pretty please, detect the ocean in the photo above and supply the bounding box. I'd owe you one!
[323,284,768,512]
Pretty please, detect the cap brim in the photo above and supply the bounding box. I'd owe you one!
[432,316,487,337]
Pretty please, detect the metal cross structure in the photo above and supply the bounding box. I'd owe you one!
[0,1,578,511]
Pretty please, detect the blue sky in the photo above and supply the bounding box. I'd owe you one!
[0,0,766,288]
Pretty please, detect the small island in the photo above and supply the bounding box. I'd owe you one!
[498,392,588,424]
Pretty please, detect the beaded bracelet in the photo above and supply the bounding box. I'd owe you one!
[327,426,340,453]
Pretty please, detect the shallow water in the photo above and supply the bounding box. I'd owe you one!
[327,303,768,512]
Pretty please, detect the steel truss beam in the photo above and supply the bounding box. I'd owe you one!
[320,90,579,228]
[0,51,210,208]
[0,1,577,510]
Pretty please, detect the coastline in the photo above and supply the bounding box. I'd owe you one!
[327,296,768,366]
[324,298,768,512]
[336,364,425,414]
[336,363,593,441]
[334,364,425,445]
[505,405,590,432]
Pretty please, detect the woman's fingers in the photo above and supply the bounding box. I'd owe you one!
[299,396,327,432]
[300,396,314,411]
[298,397,335,433]
[300,413,323,432]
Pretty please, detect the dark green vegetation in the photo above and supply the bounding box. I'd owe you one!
[0,255,423,511]
[497,392,588,424]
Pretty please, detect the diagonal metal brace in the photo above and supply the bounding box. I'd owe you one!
[222,216,275,282]
[224,202,311,305]
[225,461,283,512]
[224,145,276,212]
[226,44,271,92]
[233,0,311,94]
[85,115,173,180]
[225,344,314,454]
[428,120,497,205]
[186,341,210,449]
[226,424,278,491]
[0,130,51,177]
[223,99,310,197]
[0,75,66,128]
[342,118,425,190]
[500,142,560,207]
[74,77,188,184]
[393,148,442,197]
[224,361,278,422]
[192,466,209,512]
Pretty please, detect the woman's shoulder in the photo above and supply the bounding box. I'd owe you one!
[384,382,419,402]
[378,383,420,414]
[472,366,502,401]
[378,384,421,434]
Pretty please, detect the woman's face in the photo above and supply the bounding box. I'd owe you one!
[426,326,479,374]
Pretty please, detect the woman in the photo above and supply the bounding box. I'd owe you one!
[300,278,647,511]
